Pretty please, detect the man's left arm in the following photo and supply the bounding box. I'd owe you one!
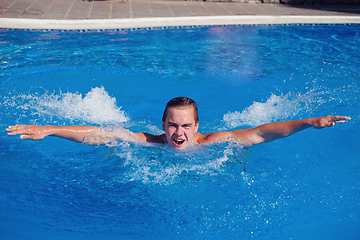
[233,115,351,145]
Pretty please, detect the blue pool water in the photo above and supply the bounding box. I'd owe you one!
[0,24,359,239]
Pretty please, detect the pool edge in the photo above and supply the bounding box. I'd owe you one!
[1,15,360,30]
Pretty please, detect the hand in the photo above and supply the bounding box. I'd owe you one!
[6,125,53,140]
[310,115,351,129]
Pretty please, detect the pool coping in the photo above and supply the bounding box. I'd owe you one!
[1,15,360,30]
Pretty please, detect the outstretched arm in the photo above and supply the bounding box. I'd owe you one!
[6,125,146,145]
[247,115,351,144]
[7,125,99,142]
[197,115,351,146]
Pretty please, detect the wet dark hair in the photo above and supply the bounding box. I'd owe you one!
[162,97,199,123]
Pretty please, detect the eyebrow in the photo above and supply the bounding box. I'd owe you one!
[168,122,192,127]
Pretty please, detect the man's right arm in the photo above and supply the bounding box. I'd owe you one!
[7,125,99,143]
[6,125,147,145]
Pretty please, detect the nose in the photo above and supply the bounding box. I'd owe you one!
[175,127,184,136]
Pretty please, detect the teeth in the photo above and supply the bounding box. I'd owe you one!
[174,139,185,144]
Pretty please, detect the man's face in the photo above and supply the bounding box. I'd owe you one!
[162,106,199,149]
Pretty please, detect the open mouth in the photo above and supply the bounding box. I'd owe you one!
[173,139,185,146]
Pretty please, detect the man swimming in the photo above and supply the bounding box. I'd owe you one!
[6,96,350,149]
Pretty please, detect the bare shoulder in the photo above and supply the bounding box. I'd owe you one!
[195,128,260,145]
[194,131,235,144]
[135,132,166,144]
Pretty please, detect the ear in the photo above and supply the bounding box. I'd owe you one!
[195,122,199,133]
[162,121,165,131]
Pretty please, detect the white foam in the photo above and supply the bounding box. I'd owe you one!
[222,90,323,129]
[16,86,129,125]
[113,141,244,185]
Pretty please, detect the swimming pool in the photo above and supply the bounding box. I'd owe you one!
[1,24,359,239]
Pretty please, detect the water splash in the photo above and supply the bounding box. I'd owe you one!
[222,90,325,129]
[7,86,129,125]
[111,141,246,185]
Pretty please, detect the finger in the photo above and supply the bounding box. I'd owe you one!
[7,128,23,135]
[20,134,34,140]
[6,125,18,131]
[331,116,351,122]
[6,125,31,135]
[333,120,346,123]
[7,124,32,129]
[7,131,21,135]
[6,127,25,135]
[327,116,351,127]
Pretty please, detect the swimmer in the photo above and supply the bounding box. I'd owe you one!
[6,96,351,149]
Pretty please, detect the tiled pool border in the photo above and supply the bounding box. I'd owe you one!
[1,22,360,33]
[1,16,360,31]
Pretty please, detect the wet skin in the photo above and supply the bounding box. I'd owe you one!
[162,107,199,149]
